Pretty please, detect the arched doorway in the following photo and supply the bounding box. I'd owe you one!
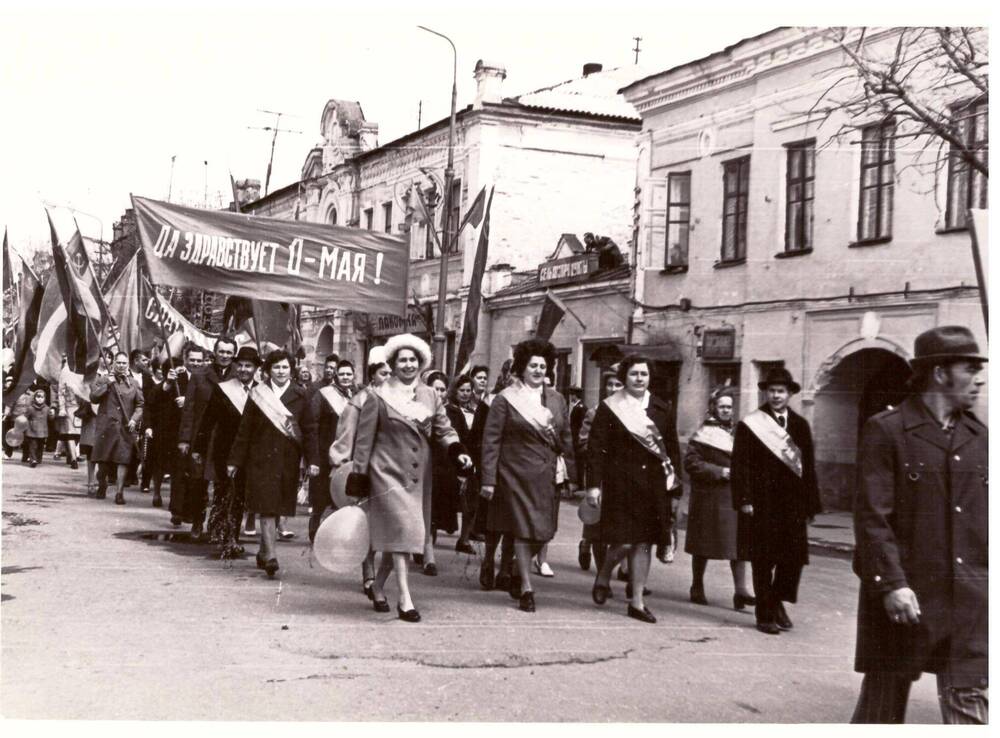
[812,348,910,510]
[315,323,334,369]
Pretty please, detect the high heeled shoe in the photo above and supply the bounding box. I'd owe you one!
[264,559,279,578]
[508,573,522,600]
[627,604,657,623]
[423,562,438,577]
[592,578,612,605]
[372,598,390,613]
[519,591,535,612]
[689,583,708,606]
[479,559,495,591]
[733,592,757,611]
[397,604,421,622]
[114,492,126,505]
[363,578,375,601]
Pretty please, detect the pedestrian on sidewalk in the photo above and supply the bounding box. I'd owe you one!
[684,386,754,610]
[90,352,144,504]
[23,388,53,467]
[731,367,821,635]
[851,326,987,724]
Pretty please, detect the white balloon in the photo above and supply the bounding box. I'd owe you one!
[577,500,601,525]
[313,506,369,573]
[330,461,359,510]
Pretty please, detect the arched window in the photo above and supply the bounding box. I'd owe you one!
[327,207,338,226]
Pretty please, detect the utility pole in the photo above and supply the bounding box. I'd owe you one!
[203,160,209,208]
[167,155,176,202]
[248,109,303,196]
[633,36,642,64]
[418,100,422,129]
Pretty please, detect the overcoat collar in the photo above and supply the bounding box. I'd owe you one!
[901,396,982,452]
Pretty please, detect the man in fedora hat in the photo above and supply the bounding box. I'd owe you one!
[731,366,821,635]
[851,326,987,724]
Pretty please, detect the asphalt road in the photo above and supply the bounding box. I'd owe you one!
[2,457,941,722]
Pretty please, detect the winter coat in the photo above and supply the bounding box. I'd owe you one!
[90,374,143,465]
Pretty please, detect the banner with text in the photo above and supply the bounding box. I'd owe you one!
[132,196,410,316]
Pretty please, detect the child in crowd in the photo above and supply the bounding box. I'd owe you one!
[24,388,54,467]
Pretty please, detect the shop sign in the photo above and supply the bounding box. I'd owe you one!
[702,328,736,361]
[369,309,428,337]
[538,253,599,287]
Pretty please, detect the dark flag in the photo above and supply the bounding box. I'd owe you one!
[535,289,585,342]
[7,254,44,401]
[454,187,494,375]
[2,229,15,348]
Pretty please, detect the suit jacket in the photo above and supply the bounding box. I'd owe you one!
[193,379,254,479]
[304,385,351,472]
[178,363,233,445]
[853,396,987,686]
[731,404,821,565]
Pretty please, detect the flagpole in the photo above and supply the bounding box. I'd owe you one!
[137,250,183,398]
[70,216,128,364]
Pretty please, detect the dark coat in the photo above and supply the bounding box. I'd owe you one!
[480,387,577,542]
[23,403,51,438]
[431,403,477,534]
[178,363,233,445]
[149,373,188,473]
[586,395,678,546]
[304,386,350,473]
[684,418,739,561]
[193,379,254,481]
[569,400,588,486]
[90,374,143,465]
[853,396,987,687]
[731,405,821,566]
[227,382,311,517]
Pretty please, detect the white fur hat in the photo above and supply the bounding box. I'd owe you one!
[383,333,432,370]
[367,345,388,366]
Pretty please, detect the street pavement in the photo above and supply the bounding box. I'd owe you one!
[2,457,941,722]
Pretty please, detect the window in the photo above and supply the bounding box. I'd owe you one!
[946,99,988,229]
[857,120,895,242]
[382,202,393,234]
[363,208,373,231]
[328,207,338,226]
[424,221,435,259]
[721,156,750,262]
[707,363,741,418]
[666,172,691,267]
[785,141,815,252]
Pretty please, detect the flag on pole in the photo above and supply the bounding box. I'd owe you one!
[535,289,586,342]
[458,186,487,233]
[7,252,44,400]
[454,187,494,375]
[3,228,16,348]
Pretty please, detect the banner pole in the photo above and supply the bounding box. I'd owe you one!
[137,250,182,398]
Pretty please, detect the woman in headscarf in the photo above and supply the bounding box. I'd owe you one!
[684,386,755,609]
[479,339,577,613]
[445,373,488,554]
[346,335,472,621]
[585,355,680,623]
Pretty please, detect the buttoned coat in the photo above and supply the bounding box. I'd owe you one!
[227,382,312,517]
[193,379,253,481]
[853,396,988,687]
[90,374,143,465]
[479,387,577,543]
[351,383,461,553]
[178,363,233,445]
[731,405,821,567]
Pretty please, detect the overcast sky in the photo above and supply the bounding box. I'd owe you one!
[0,0,988,260]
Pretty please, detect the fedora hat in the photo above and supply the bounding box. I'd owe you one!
[910,326,987,368]
[233,346,261,366]
[757,367,801,394]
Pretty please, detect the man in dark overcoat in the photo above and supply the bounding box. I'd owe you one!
[851,326,987,724]
[731,367,821,635]
[176,336,236,535]
[149,345,203,510]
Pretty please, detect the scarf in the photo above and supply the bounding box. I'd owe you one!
[499,380,556,449]
[603,389,677,489]
[742,408,803,478]
[376,377,432,424]
[689,416,734,456]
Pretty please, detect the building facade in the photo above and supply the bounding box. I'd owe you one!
[621,27,988,510]
[242,61,645,376]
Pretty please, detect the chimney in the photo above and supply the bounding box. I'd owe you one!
[582,62,603,77]
[359,122,379,152]
[473,59,507,110]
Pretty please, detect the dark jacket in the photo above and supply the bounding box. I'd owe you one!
[193,379,254,480]
[304,385,351,472]
[569,400,588,485]
[731,405,821,565]
[150,372,188,471]
[853,396,987,687]
[178,363,233,445]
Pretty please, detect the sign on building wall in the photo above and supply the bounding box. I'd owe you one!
[368,310,429,337]
[702,328,736,361]
[538,253,599,287]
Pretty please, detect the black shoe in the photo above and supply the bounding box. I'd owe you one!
[114,492,125,505]
[95,484,107,500]
[733,593,757,611]
[412,553,424,566]
[494,573,511,592]
[264,559,279,578]
[616,567,629,582]
[256,553,267,570]
[625,583,652,599]
[423,563,438,577]
[592,578,611,605]
[455,540,476,555]
[190,522,204,539]
[397,604,421,622]
[689,584,708,606]
[373,598,390,613]
[363,579,375,601]
[69,460,79,470]
[775,603,793,630]
[508,574,522,600]
[628,604,657,624]
[756,621,781,635]
[152,494,163,508]
[578,540,592,571]
[519,591,536,612]
[170,514,183,527]
[479,560,495,591]
[29,460,38,468]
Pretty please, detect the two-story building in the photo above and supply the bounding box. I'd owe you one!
[242,60,645,375]
[620,27,987,509]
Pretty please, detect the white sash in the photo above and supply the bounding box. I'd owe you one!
[319,385,349,416]
[689,423,734,456]
[500,380,556,448]
[249,382,302,444]
[604,390,677,489]
[376,377,432,425]
[742,409,803,478]
[217,378,251,415]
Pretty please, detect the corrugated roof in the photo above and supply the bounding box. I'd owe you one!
[490,263,632,299]
[509,65,646,121]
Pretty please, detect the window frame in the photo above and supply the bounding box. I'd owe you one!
[363,207,373,231]
[784,139,815,253]
[382,201,393,234]
[945,98,988,230]
[665,171,691,268]
[720,155,750,263]
[856,120,895,244]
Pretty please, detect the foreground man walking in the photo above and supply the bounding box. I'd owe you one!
[851,326,987,724]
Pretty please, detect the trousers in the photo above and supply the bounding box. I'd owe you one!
[851,671,988,724]
[751,558,802,624]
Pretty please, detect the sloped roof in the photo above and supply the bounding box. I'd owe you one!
[490,263,632,299]
[508,65,646,121]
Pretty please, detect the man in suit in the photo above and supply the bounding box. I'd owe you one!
[127,349,157,490]
[176,336,237,536]
[304,358,354,542]
[851,326,987,724]
[147,345,203,509]
[731,367,821,635]
[194,346,260,557]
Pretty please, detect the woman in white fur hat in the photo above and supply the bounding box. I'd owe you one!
[345,334,473,621]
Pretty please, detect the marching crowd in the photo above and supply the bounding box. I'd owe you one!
[2,325,987,723]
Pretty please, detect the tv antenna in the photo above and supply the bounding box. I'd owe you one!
[248,109,303,196]
[633,36,642,64]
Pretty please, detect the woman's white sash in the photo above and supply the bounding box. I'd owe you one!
[500,380,556,448]
[250,383,301,444]
[742,409,803,478]
[604,390,677,489]
[689,423,734,456]
[319,385,349,416]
